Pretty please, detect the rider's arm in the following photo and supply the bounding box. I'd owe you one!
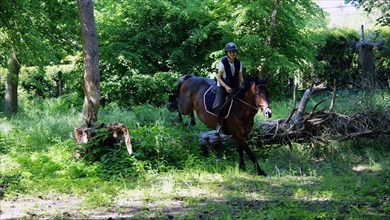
[217,70,232,93]
[239,71,244,85]
[238,62,244,88]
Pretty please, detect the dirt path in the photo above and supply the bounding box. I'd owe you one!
[1,194,192,219]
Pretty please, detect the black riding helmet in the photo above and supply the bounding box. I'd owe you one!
[225,42,238,52]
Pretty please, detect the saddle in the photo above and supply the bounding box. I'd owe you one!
[203,85,234,118]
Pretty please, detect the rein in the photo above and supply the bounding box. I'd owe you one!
[236,98,259,111]
[223,83,271,112]
[236,97,271,113]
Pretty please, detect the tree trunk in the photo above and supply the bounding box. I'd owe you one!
[77,0,100,127]
[358,25,375,92]
[5,52,21,113]
[359,44,375,91]
[267,0,280,46]
[257,0,280,76]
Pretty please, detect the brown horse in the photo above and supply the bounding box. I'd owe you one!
[170,74,272,176]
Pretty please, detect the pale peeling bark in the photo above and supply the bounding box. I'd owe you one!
[78,0,100,127]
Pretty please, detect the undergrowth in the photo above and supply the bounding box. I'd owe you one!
[0,89,389,219]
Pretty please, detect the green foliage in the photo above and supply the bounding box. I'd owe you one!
[0,67,6,97]
[346,0,390,26]
[374,28,390,88]
[96,0,222,76]
[101,71,181,106]
[0,0,79,67]
[314,29,361,87]
[19,64,83,98]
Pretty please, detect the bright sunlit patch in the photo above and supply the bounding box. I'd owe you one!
[0,120,13,133]
[294,188,333,201]
[352,164,382,172]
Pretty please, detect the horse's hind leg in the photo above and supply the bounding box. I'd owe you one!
[189,112,196,126]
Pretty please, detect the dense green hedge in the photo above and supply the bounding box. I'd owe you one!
[313,28,390,89]
[18,65,83,99]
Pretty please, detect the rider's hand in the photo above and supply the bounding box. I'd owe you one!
[226,86,233,94]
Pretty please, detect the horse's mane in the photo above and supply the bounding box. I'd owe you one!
[237,76,268,98]
[242,76,266,89]
[177,73,195,84]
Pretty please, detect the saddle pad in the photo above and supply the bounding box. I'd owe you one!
[203,86,233,118]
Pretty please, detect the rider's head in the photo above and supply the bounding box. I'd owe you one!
[225,42,238,59]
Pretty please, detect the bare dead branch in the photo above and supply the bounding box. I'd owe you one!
[286,82,297,123]
[329,79,337,112]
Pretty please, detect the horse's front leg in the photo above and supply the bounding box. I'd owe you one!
[237,138,268,176]
[237,146,246,170]
[189,112,196,126]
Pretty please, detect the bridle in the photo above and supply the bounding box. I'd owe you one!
[235,83,271,112]
[236,97,271,113]
[236,98,259,111]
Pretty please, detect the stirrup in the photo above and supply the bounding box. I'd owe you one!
[216,124,224,133]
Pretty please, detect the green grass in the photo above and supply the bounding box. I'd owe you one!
[0,90,389,219]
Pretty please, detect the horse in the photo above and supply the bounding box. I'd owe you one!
[169,74,272,176]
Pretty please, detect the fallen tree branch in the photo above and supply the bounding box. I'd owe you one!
[256,110,390,146]
[285,82,297,123]
[198,82,389,149]
[293,82,327,123]
[329,79,337,112]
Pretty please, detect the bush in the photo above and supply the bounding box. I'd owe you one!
[19,64,83,98]
[101,71,181,107]
[314,28,390,89]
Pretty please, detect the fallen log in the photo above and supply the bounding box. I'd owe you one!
[257,109,390,146]
[199,109,390,149]
[198,82,390,149]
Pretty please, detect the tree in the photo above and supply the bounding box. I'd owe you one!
[0,0,79,113]
[92,0,326,105]
[218,0,325,93]
[5,52,20,113]
[346,0,390,26]
[77,0,100,127]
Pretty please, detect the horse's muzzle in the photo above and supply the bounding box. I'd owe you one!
[263,107,272,118]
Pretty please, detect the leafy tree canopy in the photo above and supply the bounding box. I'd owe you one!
[345,0,390,26]
[0,0,79,67]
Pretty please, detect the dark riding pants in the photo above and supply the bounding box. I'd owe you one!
[212,86,226,124]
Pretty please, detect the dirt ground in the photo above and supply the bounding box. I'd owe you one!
[1,194,194,219]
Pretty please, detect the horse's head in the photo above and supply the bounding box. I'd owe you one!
[252,77,272,118]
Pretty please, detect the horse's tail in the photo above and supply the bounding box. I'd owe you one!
[168,74,195,112]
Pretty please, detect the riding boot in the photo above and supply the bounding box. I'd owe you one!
[213,86,226,133]
[216,111,224,133]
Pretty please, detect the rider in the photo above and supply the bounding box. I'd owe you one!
[213,42,244,133]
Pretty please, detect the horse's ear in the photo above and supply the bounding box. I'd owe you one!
[245,75,256,83]
[257,76,268,85]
